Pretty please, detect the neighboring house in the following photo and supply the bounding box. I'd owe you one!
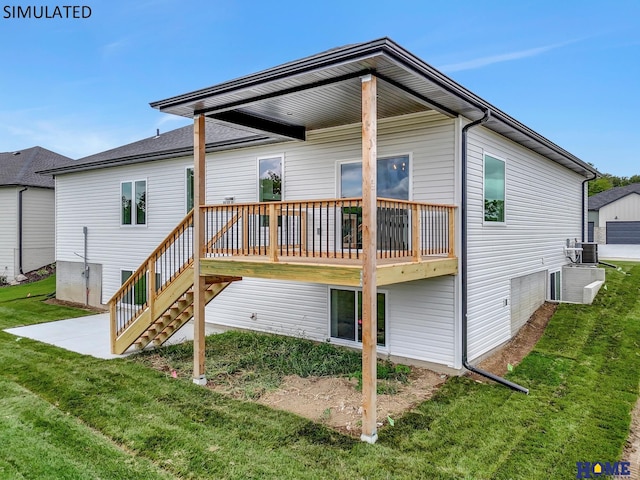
[43,38,601,441]
[588,184,640,244]
[0,147,72,283]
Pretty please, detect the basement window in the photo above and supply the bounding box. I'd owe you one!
[121,180,147,225]
[121,270,147,305]
[549,270,561,301]
[121,270,162,305]
[329,288,386,346]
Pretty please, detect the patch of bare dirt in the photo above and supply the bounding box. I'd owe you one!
[469,302,557,381]
[143,301,560,437]
[44,298,107,313]
[623,396,640,479]
[23,263,56,283]
[256,368,447,434]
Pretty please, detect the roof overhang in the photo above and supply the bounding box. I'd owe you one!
[151,37,598,177]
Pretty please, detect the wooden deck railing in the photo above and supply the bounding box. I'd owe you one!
[109,210,194,339]
[109,199,455,347]
[202,198,455,262]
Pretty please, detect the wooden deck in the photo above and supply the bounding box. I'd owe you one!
[199,255,457,286]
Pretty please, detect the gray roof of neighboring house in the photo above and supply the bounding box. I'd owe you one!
[588,183,640,210]
[40,122,277,175]
[0,146,73,188]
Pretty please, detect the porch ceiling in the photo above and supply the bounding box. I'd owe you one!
[151,37,597,177]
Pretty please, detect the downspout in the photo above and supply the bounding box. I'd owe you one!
[581,172,597,242]
[461,111,529,394]
[18,187,28,274]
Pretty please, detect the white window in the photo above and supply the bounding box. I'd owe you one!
[121,180,146,225]
[329,287,386,347]
[338,155,410,249]
[484,154,505,223]
[339,155,410,200]
[120,270,146,305]
[186,167,194,213]
[258,156,283,202]
[121,269,161,305]
[549,270,561,301]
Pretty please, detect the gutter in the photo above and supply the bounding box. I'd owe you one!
[460,110,529,394]
[17,187,28,274]
[581,172,598,242]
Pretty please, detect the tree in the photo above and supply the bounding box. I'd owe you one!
[589,172,640,196]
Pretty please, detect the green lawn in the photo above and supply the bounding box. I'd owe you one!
[0,267,638,479]
[0,276,91,329]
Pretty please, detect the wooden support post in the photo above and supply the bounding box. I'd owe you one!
[268,203,279,262]
[193,114,207,385]
[448,207,455,258]
[148,258,156,320]
[242,207,249,255]
[360,74,378,444]
[109,300,117,354]
[411,203,420,262]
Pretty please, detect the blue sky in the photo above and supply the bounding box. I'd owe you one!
[1,1,638,176]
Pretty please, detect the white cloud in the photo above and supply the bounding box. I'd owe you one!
[437,41,573,73]
[156,114,191,127]
[102,38,130,58]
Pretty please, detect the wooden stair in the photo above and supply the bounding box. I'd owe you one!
[109,210,242,355]
[111,265,241,354]
[134,278,238,350]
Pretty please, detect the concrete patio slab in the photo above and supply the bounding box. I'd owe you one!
[4,313,198,359]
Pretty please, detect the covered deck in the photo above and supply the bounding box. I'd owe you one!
[199,197,457,286]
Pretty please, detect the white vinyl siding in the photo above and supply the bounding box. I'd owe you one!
[207,111,455,205]
[21,187,55,273]
[0,187,17,281]
[465,125,584,361]
[207,276,456,366]
[56,157,194,301]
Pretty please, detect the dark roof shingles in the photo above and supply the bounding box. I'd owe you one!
[0,147,73,188]
[588,183,640,210]
[61,122,260,169]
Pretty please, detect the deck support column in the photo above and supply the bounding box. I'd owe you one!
[360,74,378,444]
[193,114,207,386]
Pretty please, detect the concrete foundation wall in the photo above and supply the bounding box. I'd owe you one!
[562,265,605,304]
[56,260,103,307]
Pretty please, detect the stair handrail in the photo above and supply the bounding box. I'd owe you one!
[109,209,194,305]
